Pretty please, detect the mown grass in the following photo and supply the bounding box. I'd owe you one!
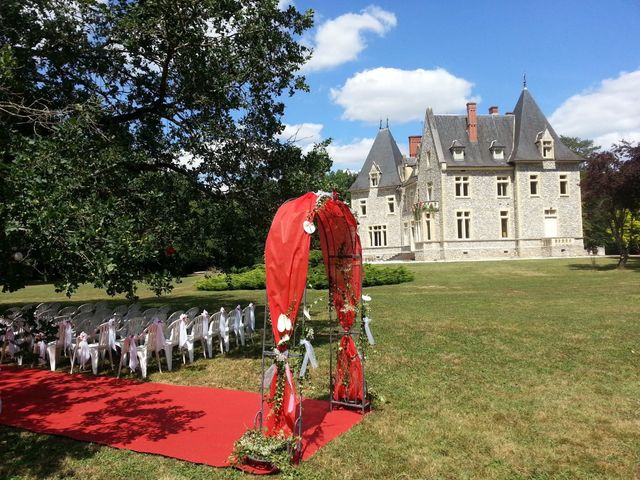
[2,258,640,479]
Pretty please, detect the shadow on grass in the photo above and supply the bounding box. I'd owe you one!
[0,424,101,479]
[568,258,640,272]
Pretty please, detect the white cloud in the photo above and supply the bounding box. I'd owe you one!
[277,0,294,10]
[304,6,396,72]
[278,123,376,171]
[327,138,375,171]
[549,70,640,149]
[277,123,324,153]
[330,67,478,124]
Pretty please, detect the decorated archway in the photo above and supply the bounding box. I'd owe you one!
[261,191,367,438]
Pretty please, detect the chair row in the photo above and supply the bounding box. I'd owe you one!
[32,303,257,378]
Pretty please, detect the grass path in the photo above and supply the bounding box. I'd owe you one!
[1,258,639,479]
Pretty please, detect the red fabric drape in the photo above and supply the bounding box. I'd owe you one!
[316,198,362,332]
[265,192,317,349]
[315,197,364,403]
[332,336,363,402]
[263,364,297,436]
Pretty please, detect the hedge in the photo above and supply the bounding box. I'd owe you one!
[196,262,413,291]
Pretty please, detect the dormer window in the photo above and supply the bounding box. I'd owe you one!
[536,129,554,159]
[489,140,505,160]
[369,166,381,187]
[449,140,465,161]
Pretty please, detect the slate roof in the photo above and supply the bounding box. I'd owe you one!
[511,88,582,162]
[349,128,403,191]
[433,114,515,167]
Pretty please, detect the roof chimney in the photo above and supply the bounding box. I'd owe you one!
[466,102,477,143]
[489,106,499,115]
[408,135,422,157]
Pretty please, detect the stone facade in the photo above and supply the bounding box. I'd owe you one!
[349,88,586,262]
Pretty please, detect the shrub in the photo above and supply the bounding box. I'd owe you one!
[195,274,229,291]
[196,261,414,291]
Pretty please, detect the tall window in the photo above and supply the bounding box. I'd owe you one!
[559,174,568,196]
[424,213,432,241]
[387,196,396,214]
[456,211,471,239]
[370,172,380,187]
[411,221,422,243]
[427,183,433,201]
[529,174,539,196]
[455,176,470,197]
[368,225,387,247]
[497,176,509,198]
[500,210,509,238]
[359,199,367,217]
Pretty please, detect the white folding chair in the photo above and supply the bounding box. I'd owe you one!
[208,308,228,355]
[118,320,166,379]
[243,303,256,344]
[186,312,208,361]
[163,314,189,370]
[230,305,245,347]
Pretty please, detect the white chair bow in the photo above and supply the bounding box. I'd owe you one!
[218,308,229,352]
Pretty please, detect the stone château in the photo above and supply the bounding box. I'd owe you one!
[349,87,586,261]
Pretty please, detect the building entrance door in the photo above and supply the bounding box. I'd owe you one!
[544,209,558,238]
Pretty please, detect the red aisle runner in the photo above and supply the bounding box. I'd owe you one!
[0,366,363,469]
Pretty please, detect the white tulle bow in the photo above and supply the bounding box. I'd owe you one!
[363,316,375,345]
[299,339,318,378]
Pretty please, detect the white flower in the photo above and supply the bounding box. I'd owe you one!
[277,313,292,333]
[362,294,372,302]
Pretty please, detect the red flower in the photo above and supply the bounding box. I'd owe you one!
[165,246,177,256]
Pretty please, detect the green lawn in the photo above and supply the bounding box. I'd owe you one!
[2,258,640,479]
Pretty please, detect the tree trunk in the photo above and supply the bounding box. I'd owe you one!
[617,247,629,269]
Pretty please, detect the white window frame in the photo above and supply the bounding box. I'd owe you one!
[536,129,555,159]
[454,176,470,198]
[452,147,465,161]
[369,170,380,187]
[496,176,509,198]
[559,174,569,196]
[368,225,388,247]
[500,210,509,238]
[456,210,471,239]
[529,174,539,197]
[386,196,396,215]
[358,199,367,217]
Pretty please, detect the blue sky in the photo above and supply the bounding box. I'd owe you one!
[276,0,640,171]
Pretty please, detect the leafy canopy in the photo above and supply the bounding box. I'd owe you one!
[0,0,321,297]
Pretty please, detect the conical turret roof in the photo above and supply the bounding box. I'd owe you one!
[511,88,582,162]
[349,128,403,191]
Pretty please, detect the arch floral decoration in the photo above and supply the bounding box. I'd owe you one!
[263,191,365,436]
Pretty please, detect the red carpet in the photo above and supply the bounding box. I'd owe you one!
[0,366,363,469]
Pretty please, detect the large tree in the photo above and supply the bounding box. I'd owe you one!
[0,0,319,297]
[581,141,640,268]
[560,135,601,160]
